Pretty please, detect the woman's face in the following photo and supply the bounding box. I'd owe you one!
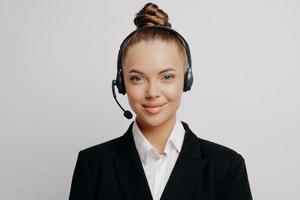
[122,39,185,128]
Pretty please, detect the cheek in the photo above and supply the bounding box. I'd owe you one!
[125,85,144,108]
[168,75,185,96]
[163,82,184,102]
[124,79,138,99]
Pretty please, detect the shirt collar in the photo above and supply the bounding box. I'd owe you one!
[132,119,185,164]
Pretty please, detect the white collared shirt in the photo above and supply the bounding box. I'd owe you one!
[132,119,185,200]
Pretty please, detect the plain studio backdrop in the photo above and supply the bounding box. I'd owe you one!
[0,0,299,199]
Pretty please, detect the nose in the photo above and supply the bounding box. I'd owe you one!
[145,80,160,99]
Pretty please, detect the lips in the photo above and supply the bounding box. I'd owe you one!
[142,103,166,114]
[143,103,165,108]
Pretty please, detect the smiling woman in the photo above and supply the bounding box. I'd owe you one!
[69,2,253,200]
[123,40,185,140]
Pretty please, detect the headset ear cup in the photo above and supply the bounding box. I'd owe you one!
[183,67,193,92]
[116,70,126,95]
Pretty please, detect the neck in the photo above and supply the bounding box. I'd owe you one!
[136,115,177,154]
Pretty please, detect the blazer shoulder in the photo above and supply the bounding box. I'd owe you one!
[79,122,134,158]
[80,135,123,158]
[197,138,252,199]
[182,121,245,169]
[72,135,124,179]
[199,137,245,170]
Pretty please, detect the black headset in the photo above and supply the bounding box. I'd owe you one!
[112,26,193,119]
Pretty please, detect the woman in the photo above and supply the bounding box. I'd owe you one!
[69,2,252,200]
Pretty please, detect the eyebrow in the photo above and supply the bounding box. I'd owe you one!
[128,68,176,75]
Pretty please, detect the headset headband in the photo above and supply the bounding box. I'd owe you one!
[117,26,192,71]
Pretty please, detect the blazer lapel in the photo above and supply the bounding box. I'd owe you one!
[113,122,153,200]
[113,121,208,200]
[160,121,208,200]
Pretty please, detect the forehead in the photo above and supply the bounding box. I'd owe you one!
[122,40,185,74]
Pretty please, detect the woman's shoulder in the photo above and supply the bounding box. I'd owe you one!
[183,122,244,159]
[182,121,246,170]
[79,135,124,157]
[199,137,245,167]
[200,137,243,161]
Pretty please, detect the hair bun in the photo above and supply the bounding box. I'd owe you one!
[134,2,171,29]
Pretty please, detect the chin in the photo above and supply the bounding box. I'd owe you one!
[132,103,179,128]
[136,113,175,128]
[140,118,163,127]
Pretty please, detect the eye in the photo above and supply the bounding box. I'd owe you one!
[162,74,175,81]
[129,75,144,83]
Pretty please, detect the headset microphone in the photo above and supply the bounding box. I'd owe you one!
[112,80,133,119]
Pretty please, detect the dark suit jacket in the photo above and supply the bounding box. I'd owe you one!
[69,121,252,200]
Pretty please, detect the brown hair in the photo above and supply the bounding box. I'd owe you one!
[120,2,188,68]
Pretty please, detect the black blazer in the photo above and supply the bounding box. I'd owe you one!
[69,121,252,200]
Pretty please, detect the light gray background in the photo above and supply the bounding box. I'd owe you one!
[0,0,299,199]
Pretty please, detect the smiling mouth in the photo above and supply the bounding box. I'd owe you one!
[142,103,166,114]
